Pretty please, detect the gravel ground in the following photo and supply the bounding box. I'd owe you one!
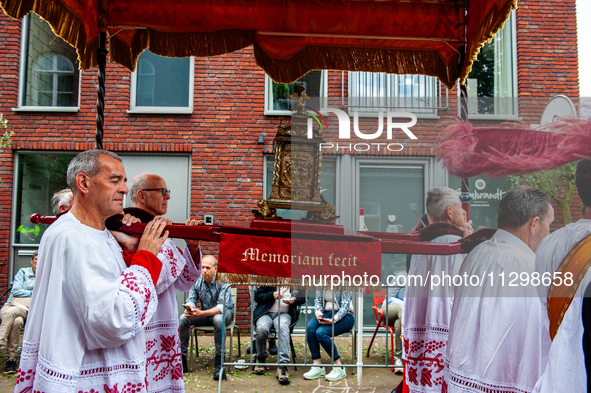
[0,335,402,393]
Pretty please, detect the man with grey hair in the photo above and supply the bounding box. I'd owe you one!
[445,187,554,393]
[120,172,202,383]
[15,149,169,393]
[403,187,473,393]
[50,188,73,216]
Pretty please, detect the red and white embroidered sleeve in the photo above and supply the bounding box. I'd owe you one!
[175,244,202,292]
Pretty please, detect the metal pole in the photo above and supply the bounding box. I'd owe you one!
[217,285,231,393]
[356,290,363,382]
[95,31,106,150]
[458,1,471,220]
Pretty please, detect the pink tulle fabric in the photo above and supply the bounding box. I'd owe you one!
[435,118,591,178]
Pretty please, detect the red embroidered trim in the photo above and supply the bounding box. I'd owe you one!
[446,369,530,393]
[16,368,35,385]
[146,335,183,383]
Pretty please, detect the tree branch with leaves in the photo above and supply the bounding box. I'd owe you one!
[0,114,14,150]
[510,162,581,225]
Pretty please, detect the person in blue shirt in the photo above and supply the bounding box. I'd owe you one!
[304,289,355,382]
[0,251,37,374]
[179,255,233,380]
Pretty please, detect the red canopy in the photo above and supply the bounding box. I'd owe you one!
[1,0,515,88]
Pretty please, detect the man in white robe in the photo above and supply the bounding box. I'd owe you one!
[446,187,554,393]
[532,158,591,393]
[15,150,168,393]
[127,173,202,387]
[404,187,473,393]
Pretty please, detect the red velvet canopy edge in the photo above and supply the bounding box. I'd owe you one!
[435,119,591,178]
[0,0,516,89]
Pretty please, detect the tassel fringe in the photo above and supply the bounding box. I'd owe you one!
[217,272,382,292]
[255,44,459,90]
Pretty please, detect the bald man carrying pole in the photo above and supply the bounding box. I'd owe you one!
[114,173,202,388]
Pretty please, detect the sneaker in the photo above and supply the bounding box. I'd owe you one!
[276,366,290,385]
[394,358,403,375]
[4,359,16,374]
[303,366,326,380]
[325,366,346,381]
[254,359,266,375]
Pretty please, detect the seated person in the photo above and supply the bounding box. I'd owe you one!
[179,255,233,381]
[382,270,407,374]
[0,251,37,374]
[253,286,305,385]
[304,289,355,382]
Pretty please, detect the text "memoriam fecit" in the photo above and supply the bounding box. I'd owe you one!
[240,248,359,267]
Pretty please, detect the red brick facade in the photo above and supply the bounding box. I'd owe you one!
[0,0,580,328]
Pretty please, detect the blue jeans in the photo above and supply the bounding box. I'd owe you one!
[306,311,355,361]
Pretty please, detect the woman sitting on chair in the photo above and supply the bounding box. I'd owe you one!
[304,289,355,382]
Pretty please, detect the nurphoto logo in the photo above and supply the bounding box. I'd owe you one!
[305,108,419,152]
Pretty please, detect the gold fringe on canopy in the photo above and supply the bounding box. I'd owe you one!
[148,29,257,60]
[0,0,96,70]
[109,30,148,72]
[0,0,515,91]
[216,272,382,293]
[460,0,518,83]
[254,44,459,90]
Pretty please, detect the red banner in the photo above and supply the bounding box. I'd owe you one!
[218,232,382,287]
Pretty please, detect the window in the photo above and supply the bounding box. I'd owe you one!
[449,175,511,229]
[348,72,444,116]
[129,49,194,114]
[264,71,327,115]
[17,13,80,111]
[13,153,75,245]
[358,163,426,326]
[466,12,517,117]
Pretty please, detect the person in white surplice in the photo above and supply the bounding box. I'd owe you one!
[403,187,473,393]
[15,150,169,393]
[112,173,202,391]
[532,158,591,393]
[445,187,554,393]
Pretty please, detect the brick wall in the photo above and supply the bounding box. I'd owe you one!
[0,1,580,327]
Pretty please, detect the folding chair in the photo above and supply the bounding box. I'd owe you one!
[366,289,396,369]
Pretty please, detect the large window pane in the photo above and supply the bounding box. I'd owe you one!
[466,12,516,116]
[265,71,325,115]
[349,72,440,115]
[21,14,79,108]
[359,166,424,233]
[134,50,190,108]
[14,154,75,244]
[359,165,424,326]
[449,175,512,229]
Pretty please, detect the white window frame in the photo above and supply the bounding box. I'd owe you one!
[33,53,76,107]
[347,72,444,119]
[464,11,518,120]
[128,54,195,115]
[14,14,80,113]
[264,72,328,116]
